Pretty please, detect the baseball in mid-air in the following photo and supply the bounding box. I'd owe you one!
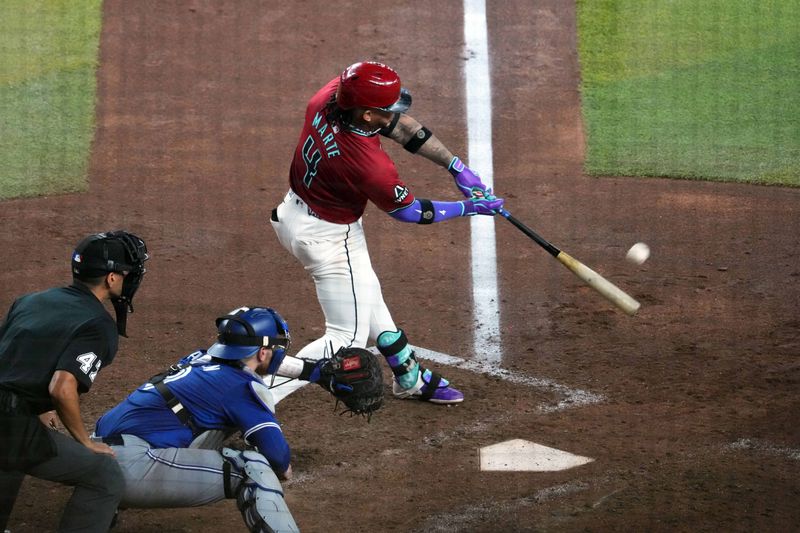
[626,242,650,265]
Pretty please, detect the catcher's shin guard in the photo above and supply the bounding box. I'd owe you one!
[377,329,423,395]
[222,448,299,533]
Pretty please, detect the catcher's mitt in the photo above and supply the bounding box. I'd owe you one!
[318,347,384,419]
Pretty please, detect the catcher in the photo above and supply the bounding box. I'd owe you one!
[93,306,383,532]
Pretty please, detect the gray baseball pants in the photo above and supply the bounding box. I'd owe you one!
[1,428,123,532]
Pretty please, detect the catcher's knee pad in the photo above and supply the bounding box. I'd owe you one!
[377,329,422,394]
[221,448,299,533]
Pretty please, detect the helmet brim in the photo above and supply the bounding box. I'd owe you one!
[379,88,412,113]
[207,342,259,360]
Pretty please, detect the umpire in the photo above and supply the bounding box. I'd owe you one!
[0,231,148,532]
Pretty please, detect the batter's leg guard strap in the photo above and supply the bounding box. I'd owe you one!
[377,329,408,355]
[377,330,421,392]
[419,368,442,401]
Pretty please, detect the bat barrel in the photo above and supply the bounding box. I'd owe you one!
[499,208,641,316]
[557,251,641,315]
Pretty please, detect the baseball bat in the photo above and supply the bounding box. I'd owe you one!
[497,208,641,316]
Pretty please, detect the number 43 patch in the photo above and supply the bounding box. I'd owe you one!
[76,352,102,382]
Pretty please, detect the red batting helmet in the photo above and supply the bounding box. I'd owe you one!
[336,61,412,113]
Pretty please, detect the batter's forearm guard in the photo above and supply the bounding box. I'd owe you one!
[389,199,468,224]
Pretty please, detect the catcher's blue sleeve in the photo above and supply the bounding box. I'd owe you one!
[224,382,290,473]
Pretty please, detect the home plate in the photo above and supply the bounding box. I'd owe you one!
[479,439,594,472]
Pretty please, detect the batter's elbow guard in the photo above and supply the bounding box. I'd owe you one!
[417,199,435,224]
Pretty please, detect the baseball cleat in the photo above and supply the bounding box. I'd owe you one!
[393,368,464,404]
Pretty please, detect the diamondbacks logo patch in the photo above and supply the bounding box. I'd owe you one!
[393,185,409,203]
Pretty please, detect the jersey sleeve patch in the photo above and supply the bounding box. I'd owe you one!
[249,381,276,414]
[393,185,410,203]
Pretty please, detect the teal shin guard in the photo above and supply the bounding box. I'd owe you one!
[377,329,420,390]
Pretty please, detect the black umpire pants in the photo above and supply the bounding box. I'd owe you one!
[0,413,124,532]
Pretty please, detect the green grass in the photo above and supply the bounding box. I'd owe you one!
[577,0,800,186]
[0,0,102,199]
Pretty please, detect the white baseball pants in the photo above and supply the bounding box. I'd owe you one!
[269,190,396,399]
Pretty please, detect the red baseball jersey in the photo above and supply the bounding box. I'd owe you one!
[288,78,415,224]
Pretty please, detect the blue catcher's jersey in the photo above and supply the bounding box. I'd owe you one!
[95,350,290,472]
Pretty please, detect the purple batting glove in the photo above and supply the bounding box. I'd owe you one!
[449,156,490,199]
[462,195,504,216]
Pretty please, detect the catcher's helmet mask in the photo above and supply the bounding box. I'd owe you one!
[72,230,149,337]
[208,307,290,375]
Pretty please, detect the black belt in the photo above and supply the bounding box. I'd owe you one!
[102,434,124,446]
[0,388,33,415]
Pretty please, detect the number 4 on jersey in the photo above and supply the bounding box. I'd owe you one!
[76,352,102,382]
[301,135,322,188]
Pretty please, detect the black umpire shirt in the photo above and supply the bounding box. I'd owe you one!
[0,283,118,415]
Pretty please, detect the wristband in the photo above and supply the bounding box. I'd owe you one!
[276,355,305,379]
[448,156,465,176]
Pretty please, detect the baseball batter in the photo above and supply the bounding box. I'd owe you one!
[270,61,504,403]
[93,306,299,533]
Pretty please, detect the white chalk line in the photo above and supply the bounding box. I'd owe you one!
[464,0,501,366]
[269,345,605,411]
[458,4,604,414]
[413,346,605,411]
[369,345,605,412]
[725,438,800,461]
[411,480,592,533]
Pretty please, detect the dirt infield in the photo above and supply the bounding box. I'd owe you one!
[3,1,799,532]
